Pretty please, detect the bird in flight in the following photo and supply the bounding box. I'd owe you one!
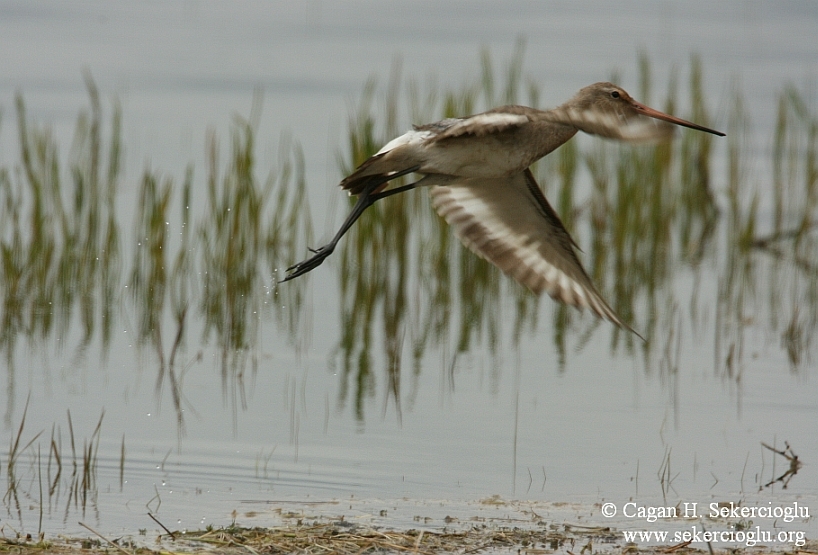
[282,82,725,337]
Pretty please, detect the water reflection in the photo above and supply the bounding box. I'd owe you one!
[1,80,313,428]
[0,53,816,431]
[2,74,122,424]
[1,48,817,538]
[322,50,816,420]
[4,397,108,530]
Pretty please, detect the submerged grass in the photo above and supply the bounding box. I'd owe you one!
[199,97,312,418]
[1,73,313,532]
[0,47,817,539]
[333,43,544,418]
[717,81,818,378]
[0,79,312,427]
[329,48,818,418]
[0,49,816,425]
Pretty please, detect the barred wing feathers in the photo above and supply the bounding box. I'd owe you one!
[429,169,637,334]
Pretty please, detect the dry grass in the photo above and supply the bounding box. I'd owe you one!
[2,517,815,555]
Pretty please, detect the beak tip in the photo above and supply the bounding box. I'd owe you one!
[635,102,726,137]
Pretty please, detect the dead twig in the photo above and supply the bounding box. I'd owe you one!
[760,441,802,490]
[77,521,133,555]
[147,512,176,540]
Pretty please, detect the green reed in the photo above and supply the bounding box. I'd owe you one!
[715,81,754,382]
[131,172,172,347]
[1,75,123,428]
[266,132,313,346]
[129,167,190,430]
[331,49,818,418]
[2,80,313,433]
[678,55,719,258]
[332,44,545,417]
[200,117,264,355]
[771,85,818,245]
[1,49,816,428]
[200,104,312,376]
[753,85,817,371]
[2,74,122,356]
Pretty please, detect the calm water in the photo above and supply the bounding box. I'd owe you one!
[1,0,817,543]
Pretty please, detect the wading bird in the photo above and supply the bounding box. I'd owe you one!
[282,82,724,336]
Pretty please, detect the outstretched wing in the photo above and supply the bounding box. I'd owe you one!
[429,169,638,334]
[420,110,531,142]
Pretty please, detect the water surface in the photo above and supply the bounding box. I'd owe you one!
[1,0,816,544]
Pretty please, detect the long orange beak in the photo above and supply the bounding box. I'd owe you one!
[632,101,725,136]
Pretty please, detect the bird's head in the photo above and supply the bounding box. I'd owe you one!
[560,82,725,141]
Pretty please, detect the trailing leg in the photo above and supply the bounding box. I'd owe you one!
[281,167,421,282]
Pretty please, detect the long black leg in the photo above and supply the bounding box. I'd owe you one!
[280,167,421,282]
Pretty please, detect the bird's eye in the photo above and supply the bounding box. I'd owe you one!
[611,91,620,99]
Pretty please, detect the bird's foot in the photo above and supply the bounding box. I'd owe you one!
[280,244,335,282]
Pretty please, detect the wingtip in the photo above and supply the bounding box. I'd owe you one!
[599,303,645,341]
[622,322,646,342]
[595,305,646,341]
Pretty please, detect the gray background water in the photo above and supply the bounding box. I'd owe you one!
[1,0,816,540]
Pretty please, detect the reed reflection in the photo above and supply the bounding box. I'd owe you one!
[0,82,312,429]
[0,54,815,430]
[1,75,122,423]
[332,47,545,421]
[326,50,816,421]
[3,397,108,531]
[717,82,818,380]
